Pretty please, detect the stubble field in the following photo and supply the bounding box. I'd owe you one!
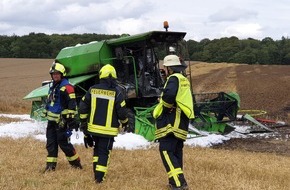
[0,58,290,190]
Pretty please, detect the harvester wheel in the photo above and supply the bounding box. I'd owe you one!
[125,108,135,133]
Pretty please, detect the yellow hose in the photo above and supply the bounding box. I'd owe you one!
[238,109,267,117]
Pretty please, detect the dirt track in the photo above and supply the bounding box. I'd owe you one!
[189,62,290,156]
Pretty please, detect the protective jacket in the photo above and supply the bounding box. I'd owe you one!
[79,79,128,137]
[153,73,194,140]
[43,77,81,170]
[45,78,77,122]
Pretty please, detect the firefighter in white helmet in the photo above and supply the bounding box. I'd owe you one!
[153,55,194,190]
[42,62,82,172]
[79,64,128,183]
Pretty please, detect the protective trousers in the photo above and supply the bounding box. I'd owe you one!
[159,134,187,188]
[46,121,80,167]
[92,136,114,183]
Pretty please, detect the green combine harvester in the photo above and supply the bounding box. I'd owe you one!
[24,27,241,141]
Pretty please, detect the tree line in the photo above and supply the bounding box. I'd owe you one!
[1,32,290,65]
[0,33,119,59]
[187,36,290,65]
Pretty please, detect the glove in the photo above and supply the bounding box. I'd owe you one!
[59,119,66,128]
[84,134,94,148]
[121,120,130,132]
[122,123,129,132]
[67,118,80,131]
[79,122,88,132]
[40,109,47,118]
[65,129,72,137]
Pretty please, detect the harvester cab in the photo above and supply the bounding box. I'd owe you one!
[106,31,187,107]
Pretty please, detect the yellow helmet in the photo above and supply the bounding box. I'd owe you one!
[99,64,117,79]
[49,62,66,76]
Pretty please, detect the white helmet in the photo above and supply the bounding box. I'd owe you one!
[163,55,187,72]
[163,55,182,67]
[169,46,176,53]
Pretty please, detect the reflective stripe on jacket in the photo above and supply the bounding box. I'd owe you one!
[171,73,194,119]
[79,80,128,137]
[46,78,77,122]
[153,73,194,140]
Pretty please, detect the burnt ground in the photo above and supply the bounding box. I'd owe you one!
[212,126,290,156]
[190,63,290,156]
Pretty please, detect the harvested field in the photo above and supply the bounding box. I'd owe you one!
[1,58,290,189]
[0,58,53,114]
[1,59,290,153]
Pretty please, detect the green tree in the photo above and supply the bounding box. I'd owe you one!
[231,47,257,64]
[278,36,290,65]
[0,35,15,57]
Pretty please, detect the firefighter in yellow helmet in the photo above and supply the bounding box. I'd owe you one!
[42,62,82,172]
[153,55,194,190]
[79,64,128,183]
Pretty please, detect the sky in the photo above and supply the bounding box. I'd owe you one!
[0,113,271,150]
[0,0,289,41]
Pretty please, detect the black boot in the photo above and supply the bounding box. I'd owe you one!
[94,172,104,184]
[69,159,83,169]
[44,162,56,173]
[167,183,189,190]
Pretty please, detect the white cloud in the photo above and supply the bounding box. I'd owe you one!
[0,0,290,40]
[0,22,12,33]
[208,7,258,22]
[221,23,263,39]
[105,18,145,35]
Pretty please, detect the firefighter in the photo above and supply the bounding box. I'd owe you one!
[42,62,82,172]
[78,64,128,183]
[153,55,194,190]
